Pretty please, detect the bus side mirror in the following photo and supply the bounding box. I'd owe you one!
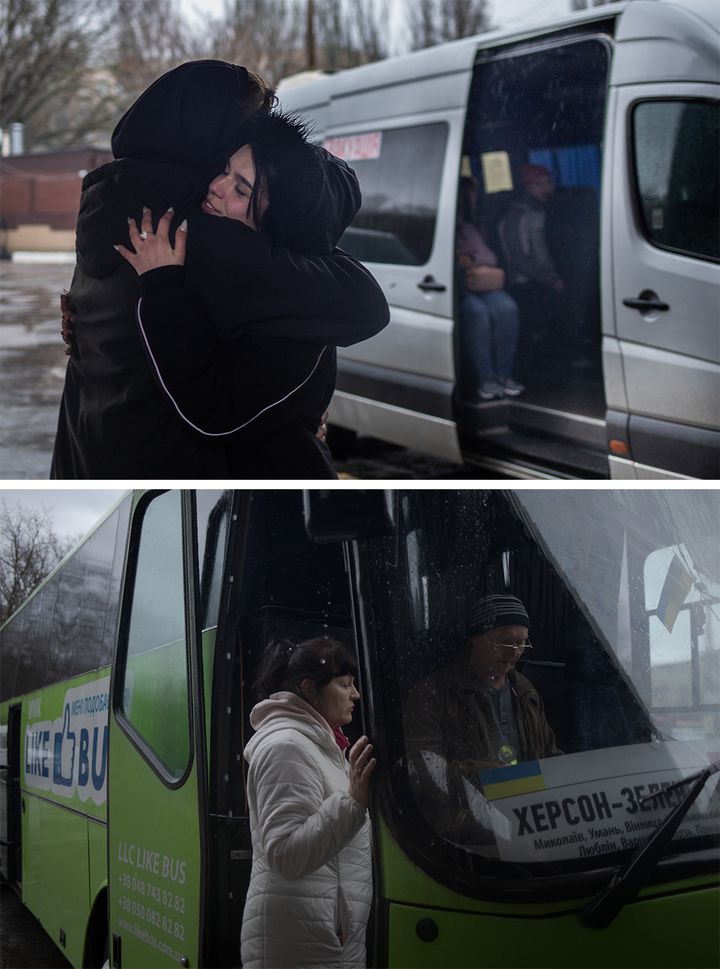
[303,490,396,543]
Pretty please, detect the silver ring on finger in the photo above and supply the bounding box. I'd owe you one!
[139,230,148,240]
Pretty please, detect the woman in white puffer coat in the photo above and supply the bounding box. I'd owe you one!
[241,636,377,969]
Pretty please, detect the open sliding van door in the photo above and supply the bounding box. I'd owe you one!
[604,1,720,479]
[108,491,208,969]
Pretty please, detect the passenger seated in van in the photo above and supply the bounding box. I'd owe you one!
[498,165,575,372]
[403,594,560,844]
[456,177,524,401]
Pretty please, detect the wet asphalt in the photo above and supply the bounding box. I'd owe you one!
[0,261,74,480]
[0,259,498,482]
[0,882,71,969]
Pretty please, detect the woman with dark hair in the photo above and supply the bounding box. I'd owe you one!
[115,111,357,476]
[241,637,376,968]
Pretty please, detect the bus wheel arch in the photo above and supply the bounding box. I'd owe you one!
[83,885,108,969]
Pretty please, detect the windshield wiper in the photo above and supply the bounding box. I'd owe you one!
[579,759,720,929]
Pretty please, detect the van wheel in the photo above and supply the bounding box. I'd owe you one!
[327,424,357,460]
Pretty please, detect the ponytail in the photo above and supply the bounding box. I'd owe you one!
[253,636,357,702]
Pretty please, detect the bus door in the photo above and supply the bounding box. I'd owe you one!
[202,490,361,968]
[0,704,22,889]
[108,491,209,969]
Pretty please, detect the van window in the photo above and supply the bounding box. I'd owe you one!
[331,123,448,265]
[632,99,719,261]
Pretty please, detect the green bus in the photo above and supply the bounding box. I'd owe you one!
[1,489,718,968]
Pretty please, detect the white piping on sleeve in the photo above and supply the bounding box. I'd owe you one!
[137,297,328,437]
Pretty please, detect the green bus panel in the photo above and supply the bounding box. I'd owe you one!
[379,817,719,968]
[108,724,202,968]
[89,816,108,913]
[387,886,720,969]
[22,794,92,969]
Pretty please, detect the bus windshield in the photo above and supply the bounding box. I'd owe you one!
[366,490,719,893]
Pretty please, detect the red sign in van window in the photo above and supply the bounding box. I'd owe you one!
[323,132,382,162]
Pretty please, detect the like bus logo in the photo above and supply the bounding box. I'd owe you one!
[24,675,110,806]
[52,706,76,787]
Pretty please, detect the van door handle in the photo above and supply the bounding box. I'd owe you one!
[417,275,446,293]
[622,291,670,312]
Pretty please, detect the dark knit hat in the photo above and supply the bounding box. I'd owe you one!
[467,594,530,636]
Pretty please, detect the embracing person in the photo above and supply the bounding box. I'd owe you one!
[114,110,363,478]
[51,60,389,479]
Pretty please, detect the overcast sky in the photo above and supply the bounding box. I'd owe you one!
[0,489,127,543]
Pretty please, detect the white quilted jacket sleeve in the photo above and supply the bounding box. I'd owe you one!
[250,738,367,881]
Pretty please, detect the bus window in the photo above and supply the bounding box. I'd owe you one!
[357,490,719,895]
[0,501,126,703]
[328,123,449,266]
[121,491,190,780]
[632,100,720,262]
[644,542,720,730]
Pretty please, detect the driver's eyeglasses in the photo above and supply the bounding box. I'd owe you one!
[492,641,532,657]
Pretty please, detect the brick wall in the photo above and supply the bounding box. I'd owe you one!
[0,147,112,237]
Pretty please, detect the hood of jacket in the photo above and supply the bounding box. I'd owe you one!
[245,691,342,765]
[112,59,254,177]
[76,60,257,280]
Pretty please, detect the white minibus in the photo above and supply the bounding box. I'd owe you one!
[280,0,719,479]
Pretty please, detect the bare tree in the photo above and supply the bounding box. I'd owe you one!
[0,0,396,151]
[0,0,121,148]
[0,501,77,624]
[200,0,304,86]
[313,0,391,71]
[110,0,199,108]
[202,0,391,87]
[407,0,491,50]
[0,0,202,150]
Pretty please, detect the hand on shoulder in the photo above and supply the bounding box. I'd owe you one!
[115,206,187,275]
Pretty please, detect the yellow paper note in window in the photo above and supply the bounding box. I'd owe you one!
[481,151,513,193]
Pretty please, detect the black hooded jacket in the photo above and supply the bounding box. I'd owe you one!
[51,61,389,479]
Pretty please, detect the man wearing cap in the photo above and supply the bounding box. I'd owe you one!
[497,165,578,373]
[403,593,560,844]
[499,164,565,295]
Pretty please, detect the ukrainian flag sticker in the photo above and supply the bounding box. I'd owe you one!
[480,760,546,801]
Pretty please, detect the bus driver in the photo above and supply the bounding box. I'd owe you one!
[403,593,560,844]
